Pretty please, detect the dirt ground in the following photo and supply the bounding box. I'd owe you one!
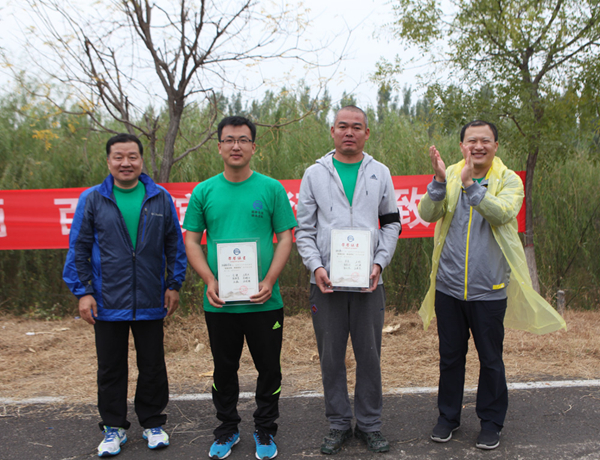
[1,310,599,403]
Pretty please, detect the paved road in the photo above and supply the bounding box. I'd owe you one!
[1,385,600,459]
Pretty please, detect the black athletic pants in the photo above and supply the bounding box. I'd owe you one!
[204,309,284,438]
[434,290,508,432]
[94,319,168,431]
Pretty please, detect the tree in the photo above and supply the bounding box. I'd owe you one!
[337,91,358,111]
[377,82,392,122]
[399,85,413,117]
[386,0,600,291]
[15,0,321,182]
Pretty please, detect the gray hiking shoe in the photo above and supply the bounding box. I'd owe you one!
[320,428,353,455]
[354,427,390,453]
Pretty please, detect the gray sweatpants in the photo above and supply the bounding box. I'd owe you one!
[310,284,386,432]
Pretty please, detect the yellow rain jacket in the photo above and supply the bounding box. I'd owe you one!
[418,157,566,335]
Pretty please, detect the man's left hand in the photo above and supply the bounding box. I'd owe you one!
[164,289,180,316]
[250,279,274,304]
[368,264,382,291]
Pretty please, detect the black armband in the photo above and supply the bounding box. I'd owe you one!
[379,211,402,236]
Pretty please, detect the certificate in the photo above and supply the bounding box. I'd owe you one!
[216,241,260,303]
[329,229,372,291]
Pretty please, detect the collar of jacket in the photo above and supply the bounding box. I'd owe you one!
[98,172,160,199]
[316,150,374,173]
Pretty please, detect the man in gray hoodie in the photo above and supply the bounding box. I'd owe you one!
[296,106,401,455]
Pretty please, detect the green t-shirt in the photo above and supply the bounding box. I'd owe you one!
[183,172,297,313]
[333,157,363,206]
[113,181,145,249]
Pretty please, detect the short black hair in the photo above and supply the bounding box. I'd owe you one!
[218,116,257,142]
[106,133,144,156]
[335,105,369,129]
[460,120,498,142]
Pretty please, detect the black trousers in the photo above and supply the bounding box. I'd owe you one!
[434,290,508,432]
[94,319,168,431]
[205,309,283,438]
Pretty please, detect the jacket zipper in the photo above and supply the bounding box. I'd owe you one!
[141,207,148,244]
[133,198,150,320]
[132,250,137,320]
[464,206,474,300]
[331,159,362,227]
[110,194,138,320]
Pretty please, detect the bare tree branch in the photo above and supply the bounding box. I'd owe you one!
[16,0,339,182]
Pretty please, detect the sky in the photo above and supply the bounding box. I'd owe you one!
[0,0,423,110]
[264,0,423,107]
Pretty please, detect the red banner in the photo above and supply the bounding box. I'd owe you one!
[0,173,526,250]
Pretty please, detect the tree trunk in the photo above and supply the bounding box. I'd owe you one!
[157,109,183,183]
[524,149,540,293]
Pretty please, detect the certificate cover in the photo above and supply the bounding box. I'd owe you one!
[216,240,260,303]
[329,228,372,291]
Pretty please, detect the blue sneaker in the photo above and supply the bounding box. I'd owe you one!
[209,432,240,459]
[98,426,127,457]
[254,430,277,459]
[142,427,169,449]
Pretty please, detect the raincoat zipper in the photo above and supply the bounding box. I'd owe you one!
[464,206,474,300]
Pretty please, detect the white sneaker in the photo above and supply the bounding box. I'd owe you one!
[142,427,170,449]
[98,426,127,457]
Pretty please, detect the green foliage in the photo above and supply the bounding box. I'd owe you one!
[0,83,119,191]
[0,249,76,317]
[391,0,442,48]
[1,81,599,317]
[389,0,600,163]
[337,92,358,111]
[377,83,393,122]
[534,154,600,309]
[387,0,600,292]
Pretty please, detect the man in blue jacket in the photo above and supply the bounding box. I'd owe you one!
[296,106,401,455]
[63,133,187,457]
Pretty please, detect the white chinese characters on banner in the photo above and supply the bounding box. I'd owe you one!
[54,198,79,235]
[287,191,299,211]
[395,187,430,229]
[174,194,191,232]
[0,199,6,238]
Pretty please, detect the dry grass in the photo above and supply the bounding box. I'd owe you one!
[0,310,598,403]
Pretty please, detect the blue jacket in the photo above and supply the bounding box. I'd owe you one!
[63,173,187,321]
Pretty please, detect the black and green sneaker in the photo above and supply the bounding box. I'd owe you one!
[354,427,390,453]
[320,428,353,455]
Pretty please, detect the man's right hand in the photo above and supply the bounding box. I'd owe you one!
[79,295,97,325]
[429,145,446,182]
[206,279,226,308]
[315,267,334,294]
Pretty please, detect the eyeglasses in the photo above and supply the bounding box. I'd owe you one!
[220,138,252,146]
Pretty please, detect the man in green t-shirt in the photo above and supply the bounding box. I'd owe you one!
[183,116,297,460]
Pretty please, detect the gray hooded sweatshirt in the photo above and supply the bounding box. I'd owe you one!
[296,151,400,284]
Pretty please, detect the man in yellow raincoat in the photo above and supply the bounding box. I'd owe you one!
[418,120,566,450]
